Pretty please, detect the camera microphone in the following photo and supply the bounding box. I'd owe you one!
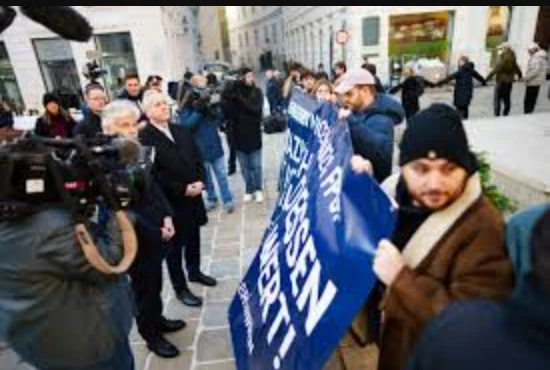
[19,6,92,42]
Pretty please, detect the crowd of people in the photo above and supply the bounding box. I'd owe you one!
[0,40,549,370]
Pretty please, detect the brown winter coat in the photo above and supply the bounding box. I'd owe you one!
[325,173,514,370]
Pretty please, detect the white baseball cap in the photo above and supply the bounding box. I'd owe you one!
[334,68,376,94]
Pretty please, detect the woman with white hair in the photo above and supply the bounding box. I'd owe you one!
[139,91,217,307]
[101,99,187,359]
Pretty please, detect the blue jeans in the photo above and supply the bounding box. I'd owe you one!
[204,156,233,204]
[237,149,263,194]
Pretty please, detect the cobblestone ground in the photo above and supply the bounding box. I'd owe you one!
[2,80,549,370]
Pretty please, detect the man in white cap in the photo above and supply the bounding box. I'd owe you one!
[335,68,405,183]
[524,42,548,114]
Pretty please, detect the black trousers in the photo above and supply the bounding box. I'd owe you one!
[166,223,201,294]
[494,82,513,116]
[129,225,164,342]
[226,130,236,173]
[524,85,540,114]
[455,104,469,120]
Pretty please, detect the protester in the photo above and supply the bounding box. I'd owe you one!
[282,61,303,107]
[73,84,108,138]
[230,68,265,203]
[362,63,385,93]
[437,56,486,119]
[34,92,76,138]
[300,69,317,96]
[486,43,522,116]
[389,67,435,118]
[101,100,185,358]
[266,69,283,114]
[407,204,550,370]
[314,79,335,103]
[335,68,405,183]
[333,61,347,85]
[371,104,513,370]
[523,42,548,114]
[140,90,216,309]
[179,75,235,214]
[316,62,329,80]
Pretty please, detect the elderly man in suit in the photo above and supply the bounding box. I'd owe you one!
[139,90,217,309]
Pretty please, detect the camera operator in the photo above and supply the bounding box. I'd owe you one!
[74,84,107,138]
[178,75,234,213]
[0,182,134,368]
[101,100,186,358]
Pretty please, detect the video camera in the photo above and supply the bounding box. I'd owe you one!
[188,86,222,118]
[0,131,150,223]
[83,60,108,85]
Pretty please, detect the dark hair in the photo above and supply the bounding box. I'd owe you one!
[240,67,253,76]
[146,75,163,86]
[125,73,140,82]
[334,61,347,72]
[531,208,550,296]
[300,69,315,80]
[318,63,324,69]
[362,63,377,76]
[84,83,104,96]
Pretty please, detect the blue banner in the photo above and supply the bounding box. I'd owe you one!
[277,89,321,193]
[229,92,397,370]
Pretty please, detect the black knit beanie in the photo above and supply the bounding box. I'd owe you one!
[42,92,61,107]
[399,104,478,174]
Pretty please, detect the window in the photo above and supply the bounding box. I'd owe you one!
[272,24,277,44]
[94,32,138,98]
[33,38,80,108]
[243,6,247,18]
[362,17,380,46]
[245,30,249,46]
[239,33,243,48]
[0,42,23,111]
[254,29,259,46]
[251,6,256,14]
[264,25,269,44]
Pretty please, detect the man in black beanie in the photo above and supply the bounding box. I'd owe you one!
[327,104,514,370]
[371,103,513,370]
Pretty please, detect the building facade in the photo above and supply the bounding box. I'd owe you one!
[283,6,545,83]
[226,6,285,70]
[0,6,200,111]
[198,6,231,64]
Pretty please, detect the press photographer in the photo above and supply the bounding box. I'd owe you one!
[178,75,234,214]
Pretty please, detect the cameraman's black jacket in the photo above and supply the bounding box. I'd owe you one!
[0,208,133,369]
[131,177,173,236]
[223,81,264,154]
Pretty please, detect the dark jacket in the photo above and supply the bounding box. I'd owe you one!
[486,49,523,84]
[347,94,405,182]
[139,123,207,231]
[73,111,103,139]
[389,76,435,117]
[439,62,486,107]
[266,77,283,112]
[34,112,76,138]
[407,204,550,370]
[0,110,14,129]
[0,208,133,370]
[117,89,146,122]
[374,173,513,370]
[230,82,264,153]
[177,106,224,162]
